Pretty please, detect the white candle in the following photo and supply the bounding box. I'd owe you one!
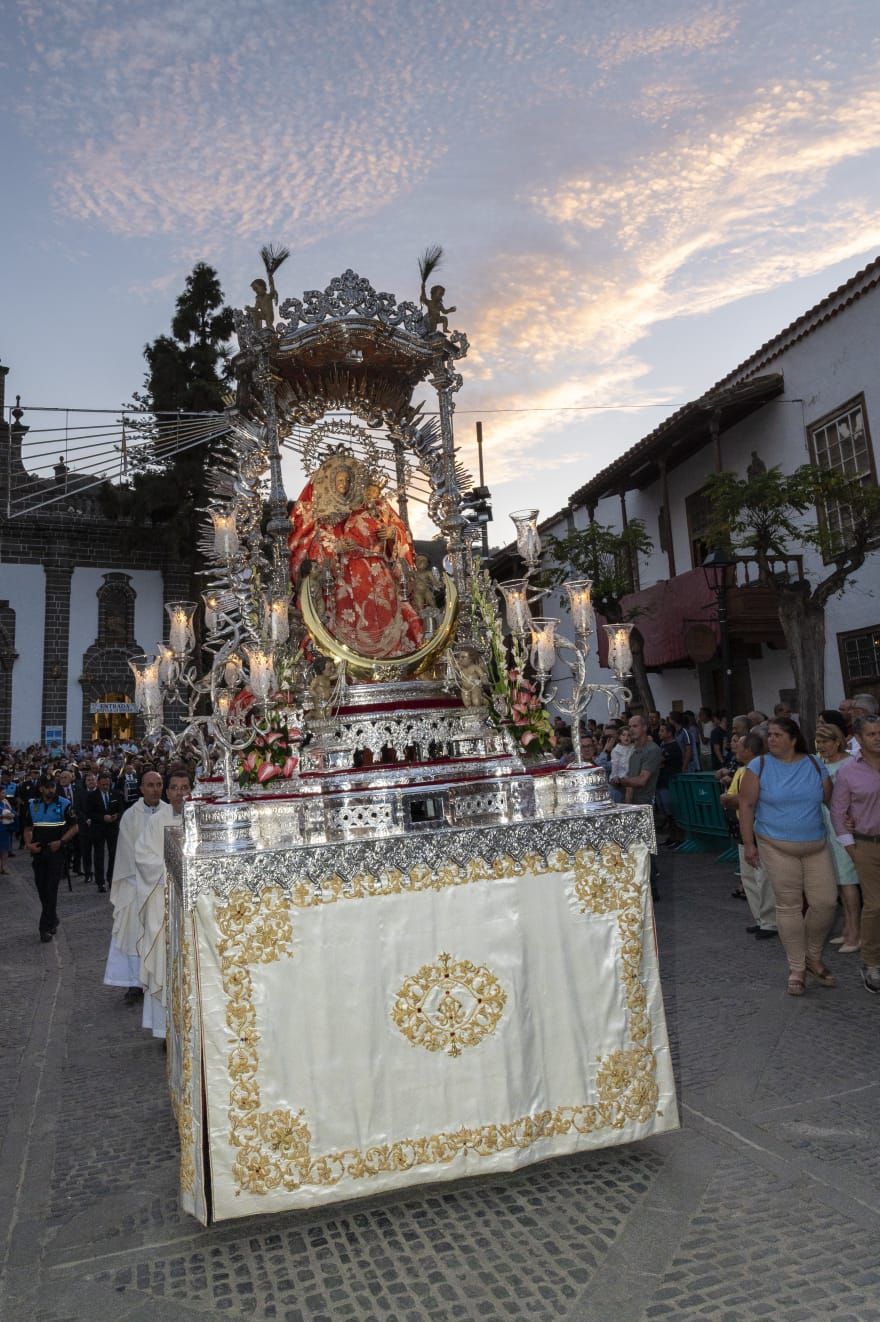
[203,593,219,633]
[246,646,276,705]
[212,510,239,559]
[499,580,531,636]
[170,609,188,655]
[224,653,242,688]
[156,644,176,685]
[603,624,633,677]
[564,578,593,637]
[268,597,290,644]
[530,617,558,674]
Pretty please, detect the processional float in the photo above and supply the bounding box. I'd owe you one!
[146,252,677,1224]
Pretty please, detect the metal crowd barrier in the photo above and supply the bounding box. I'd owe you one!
[668,773,738,863]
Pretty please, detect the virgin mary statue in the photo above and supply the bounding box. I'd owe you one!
[288,452,424,659]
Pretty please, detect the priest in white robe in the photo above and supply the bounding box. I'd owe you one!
[137,767,192,1039]
[103,771,172,1033]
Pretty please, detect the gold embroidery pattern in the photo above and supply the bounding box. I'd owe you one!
[169,916,196,1193]
[392,952,507,1057]
[215,886,308,1194]
[215,845,659,1197]
[572,843,657,1126]
[276,848,576,909]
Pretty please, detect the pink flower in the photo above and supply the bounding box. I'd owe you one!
[521,730,536,747]
[231,690,255,717]
[282,755,299,777]
[243,751,258,772]
[263,730,285,746]
[257,762,281,783]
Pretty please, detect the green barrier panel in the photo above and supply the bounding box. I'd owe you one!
[668,773,738,862]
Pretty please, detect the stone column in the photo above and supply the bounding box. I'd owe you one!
[41,561,74,740]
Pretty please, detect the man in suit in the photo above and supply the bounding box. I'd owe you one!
[55,769,81,877]
[115,761,140,813]
[87,771,123,893]
[74,770,97,883]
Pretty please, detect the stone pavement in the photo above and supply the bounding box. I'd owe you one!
[0,840,878,1322]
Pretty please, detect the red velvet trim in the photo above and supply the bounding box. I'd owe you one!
[299,753,513,779]
[334,697,464,716]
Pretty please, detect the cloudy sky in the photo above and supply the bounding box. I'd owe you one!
[5,0,880,532]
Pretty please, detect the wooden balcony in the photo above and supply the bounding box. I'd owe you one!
[618,556,802,667]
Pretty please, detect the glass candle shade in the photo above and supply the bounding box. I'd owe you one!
[155,643,176,686]
[245,645,276,706]
[202,591,220,634]
[165,601,197,657]
[128,654,162,716]
[603,623,634,678]
[563,578,593,637]
[530,617,559,675]
[224,652,243,688]
[215,689,233,720]
[211,509,239,559]
[498,579,532,636]
[267,595,290,645]
[510,509,541,566]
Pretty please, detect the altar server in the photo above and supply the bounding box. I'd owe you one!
[103,771,173,1021]
[137,767,191,1039]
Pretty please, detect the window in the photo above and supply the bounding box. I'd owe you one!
[685,486,712,569]
[808,395,876,549]
[838,624,880,697]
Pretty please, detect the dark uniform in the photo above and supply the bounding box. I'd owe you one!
[25,793,77,940]
[73,780,94,881]
[86,785,123,891]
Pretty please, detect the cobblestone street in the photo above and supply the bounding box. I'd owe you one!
[1,843,878,1322]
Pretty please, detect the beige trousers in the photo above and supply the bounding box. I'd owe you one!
[737,844,777,931]
[756,835,837,972]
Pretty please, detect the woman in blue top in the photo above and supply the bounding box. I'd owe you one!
[738,717,837,997]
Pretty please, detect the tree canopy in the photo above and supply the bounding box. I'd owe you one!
[105,262,234,557]
[703,463,880,736]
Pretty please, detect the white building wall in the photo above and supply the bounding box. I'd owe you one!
[568,284,880,715]
[2,563,45,746]
[66,568,164,739]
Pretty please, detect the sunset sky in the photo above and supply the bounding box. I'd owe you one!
[5,0,880,533]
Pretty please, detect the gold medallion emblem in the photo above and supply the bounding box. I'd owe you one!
[392,952,507,1057]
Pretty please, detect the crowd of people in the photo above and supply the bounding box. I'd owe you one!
[554,692,880,998]
[0,738,194,1043]
[4,694,880,1010]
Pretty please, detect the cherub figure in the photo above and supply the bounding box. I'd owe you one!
[421,284,456,334]
[246,242,290,332]
[456,648,487,709]
[418,244,456,334]
[248,278,275,331]
[308,658,339,711]
[410,554,439,613]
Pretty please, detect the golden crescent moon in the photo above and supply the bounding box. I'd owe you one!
[299,572,459,680]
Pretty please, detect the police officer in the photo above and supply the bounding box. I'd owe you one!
[23,777,78,943]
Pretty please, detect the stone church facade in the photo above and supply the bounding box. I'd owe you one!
[0,364,194,748]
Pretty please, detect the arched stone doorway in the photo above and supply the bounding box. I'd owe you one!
[79,574,146,743]
[89,691,135,743]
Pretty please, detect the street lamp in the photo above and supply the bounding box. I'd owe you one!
[702,547,736,720]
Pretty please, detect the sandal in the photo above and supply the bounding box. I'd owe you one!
[805,960,837,988]
[787,973,806,996]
